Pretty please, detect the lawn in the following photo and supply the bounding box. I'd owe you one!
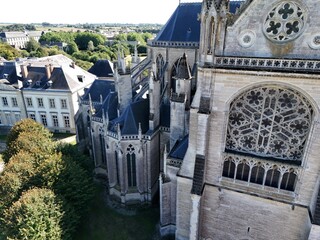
[74,184,161,240]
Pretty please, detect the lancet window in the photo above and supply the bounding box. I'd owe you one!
[127,144,137,187]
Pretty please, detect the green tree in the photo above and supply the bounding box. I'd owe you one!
[25,37,40,52]
[0,151,36,211]
[87,40,94,51]
[74,32,106,50]
[1,188,63,240]
[3,119,53,163]
[66,41,79,55]
[0,42,21,60]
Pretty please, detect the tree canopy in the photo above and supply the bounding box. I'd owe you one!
[0,119,95,240]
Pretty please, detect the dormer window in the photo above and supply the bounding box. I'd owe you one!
[77,75,85,83]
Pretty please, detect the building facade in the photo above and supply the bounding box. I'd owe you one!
[0,31,43,49]
[75,0,320,239]
[0,55,96,133]
[159,0,320,239]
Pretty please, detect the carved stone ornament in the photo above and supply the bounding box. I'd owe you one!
[226,86,313,161]
[308,34,320,50]
[263,1,307,43]
[238,30,256,48]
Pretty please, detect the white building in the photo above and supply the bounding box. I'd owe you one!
[0,55,96,133]
[0,31,43,49]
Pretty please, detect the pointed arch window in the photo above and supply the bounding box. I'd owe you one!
[207,16,215,54]
[127,144,137,187]
[115,151,120,185]
[99,133,106,165]
[156,54,165,92]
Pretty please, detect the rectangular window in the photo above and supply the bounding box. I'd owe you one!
[5,113,12,125]
[41,114,47,126]
[14,113,21,123]
[26,97,33,107]
[63,115,70,128]
[11,97,18,107]
[29,113,36,121]
[52,115,59,127]
[37,98,44,108]
[49,99,55,108]
[2,97,8,106]
[61,99,67,109]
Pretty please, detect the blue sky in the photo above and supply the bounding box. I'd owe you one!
[1,0,201,25]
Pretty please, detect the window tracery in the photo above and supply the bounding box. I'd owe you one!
[222,153,298,191]
[263,1,306,43]
[226,86,313,162]
[127,144,136,187]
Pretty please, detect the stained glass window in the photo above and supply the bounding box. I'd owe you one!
[226,86,313,162]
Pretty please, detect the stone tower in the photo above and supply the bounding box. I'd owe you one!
[163,0,320,239]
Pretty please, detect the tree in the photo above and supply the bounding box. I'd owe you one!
[74,32,106,50]
[0,42,21,60]
[87,40,94,51]
[1,188,63,240]
[3,119,53,163]
[0,151,36,211]
[66,41,79,55]
[25,37,40,52]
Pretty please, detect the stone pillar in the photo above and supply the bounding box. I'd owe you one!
[189,194,201,240]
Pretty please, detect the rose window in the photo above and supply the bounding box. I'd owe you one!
[226,86,313,162]
[263,1,306,42]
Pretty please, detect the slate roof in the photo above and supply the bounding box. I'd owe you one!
[169,135,189,160]
[229,1,244,13]
[95,92,118,121]
[154,2,201,43]
[83,80,118,121]
[88,60,114,78]
[0,31,43,38]
[0,62,19,85]
[110,98,150,135]
[21,55,96,91]
[82,79,115,103]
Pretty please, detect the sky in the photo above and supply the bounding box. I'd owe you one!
[0,0,202,25]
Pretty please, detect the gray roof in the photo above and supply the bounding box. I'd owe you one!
[169,135,189,160]
[0,31,43,38]
[110,98,150,135]
[154,2,201,43]
[88,60,114,78]
[21,55,96,91]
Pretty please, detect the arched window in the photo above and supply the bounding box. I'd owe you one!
[250,164,264,185]
[280,170,296,191]
[156,54,165,92]
[265,166,281,188]
[127,144,136,187]
[222,158,236,178]
[236,162,250,181]
[115,151,120,185]
[207,16,215,54]
[99,133,106,165]
[226,86,313,163]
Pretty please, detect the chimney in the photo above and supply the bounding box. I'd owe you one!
[45,65,51,79]
[20,64,28,79]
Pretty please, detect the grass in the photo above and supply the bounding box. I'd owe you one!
[74,184,160,240]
